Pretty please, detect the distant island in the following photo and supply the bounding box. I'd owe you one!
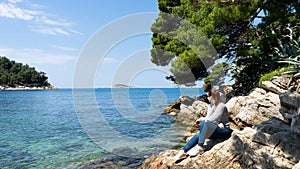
[0,56,56,90]
[112,84,136,88]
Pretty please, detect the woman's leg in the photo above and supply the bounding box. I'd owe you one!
[182,131,200,152]
[174,130,201,161]
[197,121,217,146]
[186,121,217,156]
[210,125,232,139]
[182,119,207,152]
[182,120,217,152]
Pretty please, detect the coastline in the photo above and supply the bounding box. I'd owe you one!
[0,85,58,91]
[139,76,300,169]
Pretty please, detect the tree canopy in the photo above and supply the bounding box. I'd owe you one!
[151,0,300,93]
[0,56,50,87]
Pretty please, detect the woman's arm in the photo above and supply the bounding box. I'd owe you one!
[205,103,226,124]
[195,104,213,124]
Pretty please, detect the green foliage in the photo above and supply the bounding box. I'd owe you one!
[152,0,300,94]
[204,62,230,86]
[259,67,290,85]
[0,56,49,87]
[275,37,300,91]
[277,37,300,78]
[151,13,215,86]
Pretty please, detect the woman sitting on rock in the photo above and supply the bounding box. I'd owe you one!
[173,89,232,161]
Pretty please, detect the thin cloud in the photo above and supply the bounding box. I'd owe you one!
[70,29,84,36]
[8,0,23,4]
[50,45,78,52]
[0,46,75,64]
[0,0,81,36]
[0,3,35,20]
[29,3,45,10]
[35,15,74,27]
[31,25,70,36]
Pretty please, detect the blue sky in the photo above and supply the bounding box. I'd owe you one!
[0,0,186,88]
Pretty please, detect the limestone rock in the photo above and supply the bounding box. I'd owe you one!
[140,120,300,169]
[191,101,208,117]
[164,100,181,115]
[80,154,144,169]
[280,92,300,109]
[254,117,292,134]
[227,88,283,128]
[293,161,300,169]
[140,78,300,169]
[260,81,287,94]
[248,87,267,97]
[169,112,177,116]
[265,91,281,107]
[226,96,243,117]
[223,85,235,100]
[271,76,290,90]
[179,96,195,106]
[175,104,199,126]
[175,101,208,125]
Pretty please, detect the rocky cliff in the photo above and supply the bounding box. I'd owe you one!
[140,76,300,169]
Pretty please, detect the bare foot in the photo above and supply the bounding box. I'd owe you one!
[187,145,204,157]
[173,150,188,162]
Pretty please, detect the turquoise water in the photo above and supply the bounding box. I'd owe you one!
[0,88,203,168]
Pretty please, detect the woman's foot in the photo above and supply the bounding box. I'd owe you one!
[166,150,187,166]
[187,145,204,157]
[173,150,188,162]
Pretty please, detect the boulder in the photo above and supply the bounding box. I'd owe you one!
[226,96,243,117]
[227,88,283,128]
[293,161,300,169]
[79,154,144,169]
[248,87,267,98]
[254,117,291,134]
[140,119,300,169]
[175,104,199,126]
[260,81,287,94]
[164,100,181,115]
[223,85,235,100]
[140,78,300,169]
[191,101,208,117]
[270,76,290,90]
[280,92,300,109]
[174,101,208,126]
[179,96,195,106]
[255,116,300,134]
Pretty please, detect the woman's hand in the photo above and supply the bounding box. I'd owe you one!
[195,118,200,125]
[195,117,204,125]
[218,123,225,130]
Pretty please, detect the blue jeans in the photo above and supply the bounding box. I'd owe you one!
[182,120,232,152]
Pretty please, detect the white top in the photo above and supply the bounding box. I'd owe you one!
[204,102,229,125]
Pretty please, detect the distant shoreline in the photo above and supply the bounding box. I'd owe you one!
[0,85,57,91]
[112,84,136,88]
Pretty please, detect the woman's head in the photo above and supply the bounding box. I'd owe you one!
[207,89,220,104]
[211,89,220,100]
[202,81,212,92]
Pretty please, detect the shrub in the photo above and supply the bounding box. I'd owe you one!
[259,67,290,85]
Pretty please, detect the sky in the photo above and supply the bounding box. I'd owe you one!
[0,0,188,88]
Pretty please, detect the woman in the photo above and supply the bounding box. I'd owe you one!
[197,81,212,104]
[173,89,232,161]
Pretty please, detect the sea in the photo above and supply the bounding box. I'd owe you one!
[0,88,204,169]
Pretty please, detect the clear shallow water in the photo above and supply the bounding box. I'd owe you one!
[0,88,203,169]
